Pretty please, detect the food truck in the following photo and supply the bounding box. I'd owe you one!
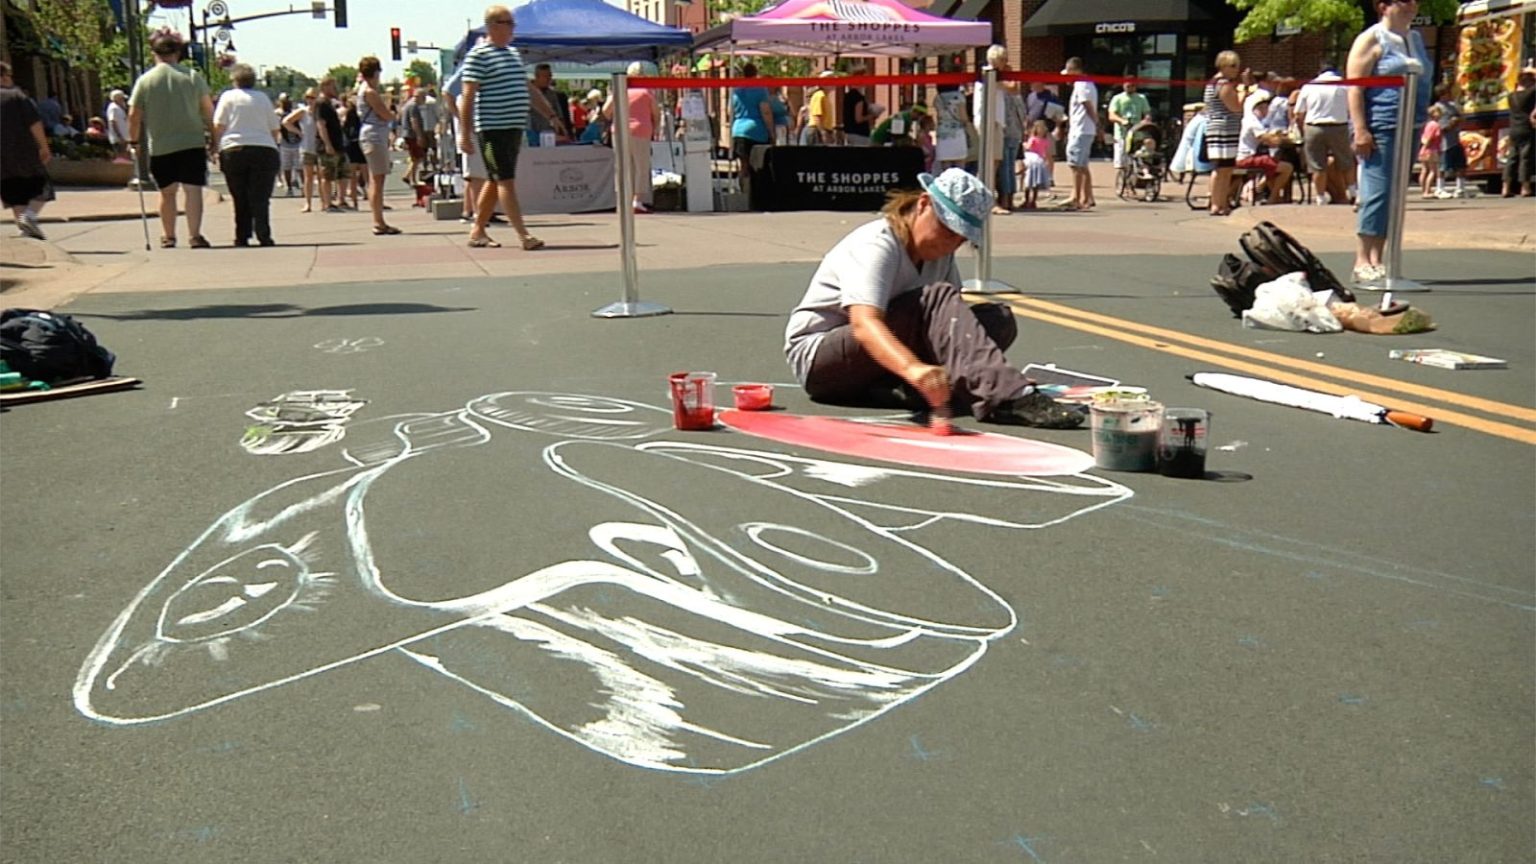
[1453,0,1536,182]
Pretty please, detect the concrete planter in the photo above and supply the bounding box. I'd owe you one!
[47,160,135,187]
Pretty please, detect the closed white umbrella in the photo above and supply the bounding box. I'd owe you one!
[1188,372,1433,432]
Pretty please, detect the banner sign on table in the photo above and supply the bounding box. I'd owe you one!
[516,145,617,215]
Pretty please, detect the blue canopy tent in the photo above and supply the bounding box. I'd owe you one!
[451,0,694,66]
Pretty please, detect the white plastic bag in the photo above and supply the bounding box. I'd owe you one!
[1241,272,1342,333]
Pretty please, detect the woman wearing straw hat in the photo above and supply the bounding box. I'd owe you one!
[783,168,1081,429]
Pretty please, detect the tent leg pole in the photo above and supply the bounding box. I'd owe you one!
[593,71,671,319]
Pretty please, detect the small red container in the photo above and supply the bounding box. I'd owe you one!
[732,383,773,411]
[669,371,717,430]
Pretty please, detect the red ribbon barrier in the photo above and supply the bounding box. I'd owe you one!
[627,70,1405,91]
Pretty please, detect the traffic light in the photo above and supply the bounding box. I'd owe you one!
[390,27,402,61]
[334,0,347,28]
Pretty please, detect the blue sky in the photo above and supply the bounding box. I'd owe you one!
[144,1,504,80]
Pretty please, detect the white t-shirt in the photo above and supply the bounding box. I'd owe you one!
[106,101,128,144]
[214,87,279,151]
[1295,72,1349,125]
[1069,80,1098,137]
[784,218,962,383]
[1238,112,1265,160]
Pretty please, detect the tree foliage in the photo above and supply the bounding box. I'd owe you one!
[1228,0,1460,43]
[264,65,318,98]
[20,0,131,87]
[405,59,438,87]
[326,64,359,93]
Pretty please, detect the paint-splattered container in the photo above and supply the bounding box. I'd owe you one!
[1090,400,1163,472]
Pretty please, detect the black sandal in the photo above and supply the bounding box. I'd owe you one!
[160,236,176,248]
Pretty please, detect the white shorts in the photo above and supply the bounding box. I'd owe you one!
[279,144,301,172]
[1066,134,1094,168]
[461,148,487,181]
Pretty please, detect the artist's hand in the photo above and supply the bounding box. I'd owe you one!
[905,362,951,410]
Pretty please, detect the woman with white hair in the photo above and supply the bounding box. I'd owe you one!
[603,61,662,213]
[212,63,281,246]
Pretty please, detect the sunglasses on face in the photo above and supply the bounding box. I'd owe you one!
[490,18,514,25]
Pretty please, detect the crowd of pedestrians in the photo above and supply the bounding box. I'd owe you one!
[5,2,1534,279]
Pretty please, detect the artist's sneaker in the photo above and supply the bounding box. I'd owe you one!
[986,389,1083,429]
[16,212,44,240]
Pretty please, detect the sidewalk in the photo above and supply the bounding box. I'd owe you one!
[3,160,1532,310]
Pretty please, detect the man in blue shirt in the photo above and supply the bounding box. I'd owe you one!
[457,4,560,250]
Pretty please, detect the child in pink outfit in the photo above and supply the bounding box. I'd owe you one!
[1019,120,1054,209]
[1418,107,1442,198]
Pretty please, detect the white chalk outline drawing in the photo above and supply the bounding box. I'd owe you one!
[77,392,1132,775]
[314,337,385,355]
[240,389,368,456]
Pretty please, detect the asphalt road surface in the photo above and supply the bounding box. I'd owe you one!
[2,249,1532,863]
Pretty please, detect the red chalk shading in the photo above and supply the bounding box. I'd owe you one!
[718,410,1093,476]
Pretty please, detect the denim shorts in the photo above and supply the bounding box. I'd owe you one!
[1066,134,1094,167]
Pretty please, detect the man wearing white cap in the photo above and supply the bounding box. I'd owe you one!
[106,89,130,159]
[784,168,1082,428]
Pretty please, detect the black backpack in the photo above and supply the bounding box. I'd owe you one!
[0,309,115,384]
[1209,253,1269,318]
[1236,221,1355,303]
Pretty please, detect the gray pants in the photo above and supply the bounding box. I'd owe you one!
[803,282,1029,419]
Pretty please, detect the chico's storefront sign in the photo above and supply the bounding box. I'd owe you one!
[1095,21,1135,34]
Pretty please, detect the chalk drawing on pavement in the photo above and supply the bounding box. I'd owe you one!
[240,389,367,456]
[78,391,1131,774]
[314,338,384,355]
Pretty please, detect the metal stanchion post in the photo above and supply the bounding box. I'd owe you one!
[592,72,672,319]
[1383,61,1428,293]
[962,66,1015,295]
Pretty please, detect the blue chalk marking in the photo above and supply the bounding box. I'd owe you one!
[1407,619,1439,630]
[1128,713,1154,733]
[1479,776,1505,790]
[1237,635,1261,649]
[1050,654,1084,668]
[212,740,241,753]
[1246,802,1280,822]
[1304,571,1326,581]
[909,735,939,762]
[456,777,479,815]
[449,711,476,733]
[1006,833,1047,862]
[1115,504,1536,611]
[1338,693,1368,705]
[1151,586,1170,598]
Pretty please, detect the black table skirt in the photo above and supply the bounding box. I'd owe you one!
[750,145,925,212]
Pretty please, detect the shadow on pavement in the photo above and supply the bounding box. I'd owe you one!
[78,301,476,320]
[1419,277,1535,287]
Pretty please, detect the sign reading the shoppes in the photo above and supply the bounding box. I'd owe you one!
[1095,21,1136,34]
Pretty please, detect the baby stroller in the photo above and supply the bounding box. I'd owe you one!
[1117,120,1165,202]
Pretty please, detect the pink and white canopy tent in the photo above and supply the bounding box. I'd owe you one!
[691,0,992,58]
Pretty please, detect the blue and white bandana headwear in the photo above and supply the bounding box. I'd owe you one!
[918,168,993,247]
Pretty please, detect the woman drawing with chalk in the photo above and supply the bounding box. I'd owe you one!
[783,168,1081,430]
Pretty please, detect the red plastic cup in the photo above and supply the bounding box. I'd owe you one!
[732,383,773,411]
[669,371,717,430]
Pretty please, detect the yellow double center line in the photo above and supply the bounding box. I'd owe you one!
[985,293,1536,445]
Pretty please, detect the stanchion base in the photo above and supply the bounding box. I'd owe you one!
[591,301,673,319]
[1382,276,1429,293]
[1353,276,1429,294]
[961,278,1018,295]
